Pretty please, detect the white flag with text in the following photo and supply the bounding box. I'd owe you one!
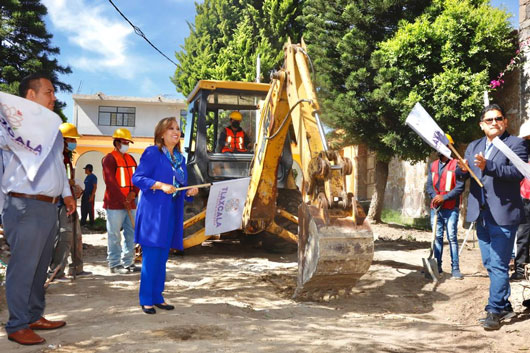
[205,177,251,236]
[492,137,530,179]
[0,92,61,181]
[405,102,452,159]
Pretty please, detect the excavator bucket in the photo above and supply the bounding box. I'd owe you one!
[295,203,374,299]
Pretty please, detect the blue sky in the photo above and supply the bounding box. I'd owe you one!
[41,0,519,122]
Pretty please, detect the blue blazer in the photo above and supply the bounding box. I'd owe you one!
[457,132,527,225]
[132,145,192,250]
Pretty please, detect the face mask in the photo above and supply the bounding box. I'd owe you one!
[67,142,77,151]
[119,144,129,153]
[231,121,240,129]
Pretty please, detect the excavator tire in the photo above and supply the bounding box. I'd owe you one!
[295,202,374,300]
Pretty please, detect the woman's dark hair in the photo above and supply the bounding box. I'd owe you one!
[154,117,180,152]
[480,104,505,122]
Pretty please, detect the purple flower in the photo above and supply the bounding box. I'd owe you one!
[490,79,504,89]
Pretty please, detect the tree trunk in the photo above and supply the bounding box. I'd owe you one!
[367,160,389,223]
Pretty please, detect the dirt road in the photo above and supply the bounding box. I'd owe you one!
[0,223,529,352]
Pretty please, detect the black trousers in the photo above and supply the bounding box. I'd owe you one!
[80,194,94,224]
[514,199,530,274]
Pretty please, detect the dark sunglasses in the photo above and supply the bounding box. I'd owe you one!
[482,116,504,124]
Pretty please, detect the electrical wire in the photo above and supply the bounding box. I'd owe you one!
[107,0,178,67]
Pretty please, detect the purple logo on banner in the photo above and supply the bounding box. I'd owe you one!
[0,104,42,155]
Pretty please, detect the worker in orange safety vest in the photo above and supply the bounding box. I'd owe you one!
[426,152,465,279]
[217,111,251,153]
[102,128,140,275]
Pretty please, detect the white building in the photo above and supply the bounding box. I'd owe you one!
[73,92,187,136]
[71,93,187,206]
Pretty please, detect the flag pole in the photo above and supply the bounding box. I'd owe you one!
[174,183,212,192]
[446,143,483,188]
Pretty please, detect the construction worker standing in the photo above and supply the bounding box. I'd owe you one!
[217,111,251,153]
[102,128,140,274]
[49,123,91,280]
[426,150,465,280]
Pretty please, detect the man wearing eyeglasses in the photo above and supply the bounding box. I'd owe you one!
[102,128,140,274]
[457,104,528,331]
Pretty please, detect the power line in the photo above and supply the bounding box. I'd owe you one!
[107,0,178,67]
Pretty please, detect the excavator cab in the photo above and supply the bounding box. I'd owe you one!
[184,80,269,184]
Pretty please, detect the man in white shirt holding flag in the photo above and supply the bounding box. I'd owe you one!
[0,73,75,345]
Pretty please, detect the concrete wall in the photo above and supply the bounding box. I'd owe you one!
[383,157,430,219]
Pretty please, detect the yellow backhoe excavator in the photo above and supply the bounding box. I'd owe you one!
[181,40,374,298]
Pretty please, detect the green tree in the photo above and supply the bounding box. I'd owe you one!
[0,0,71,116]
[372,0,516,160]
[301,0,432,221]
[368,0,516,218]
[172,0,305,97]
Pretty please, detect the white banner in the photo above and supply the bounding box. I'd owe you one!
[405,102,452,159]
[205,177,251,236]
[491,136,530,179]
[0,92,61,181]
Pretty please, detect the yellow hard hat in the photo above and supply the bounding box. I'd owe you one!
[112,128,134,143]
[59,123,81,138]
[229,111,243,121]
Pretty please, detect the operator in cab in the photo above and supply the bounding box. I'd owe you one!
[217,111,251,153]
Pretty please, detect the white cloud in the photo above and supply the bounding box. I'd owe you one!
[43,0,137,78]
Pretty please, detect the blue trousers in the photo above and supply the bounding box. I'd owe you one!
[139,245,170,306]
[431,208,460,272]
[3,196,58,334]
[105,208,135,269]
[476,210,517,314]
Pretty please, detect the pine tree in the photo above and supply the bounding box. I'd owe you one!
[0,0,71,99]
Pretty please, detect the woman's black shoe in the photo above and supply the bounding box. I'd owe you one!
[154,303,175,310]
[141,305,156,314]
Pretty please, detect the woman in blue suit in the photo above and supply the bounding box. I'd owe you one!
[132,117,198,314]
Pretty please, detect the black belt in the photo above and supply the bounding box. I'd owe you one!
[8,192,60,204]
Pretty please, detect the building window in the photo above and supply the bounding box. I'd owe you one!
[98,106,136,127]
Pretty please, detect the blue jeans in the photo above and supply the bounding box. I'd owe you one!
[430,208,460,271]
[105,209,136,269]
[476,210,517,314]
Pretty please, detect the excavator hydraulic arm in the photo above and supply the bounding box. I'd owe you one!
[242,40,374,299]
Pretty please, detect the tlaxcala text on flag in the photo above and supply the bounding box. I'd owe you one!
[0,91,61,181]
[205,177,251,236]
